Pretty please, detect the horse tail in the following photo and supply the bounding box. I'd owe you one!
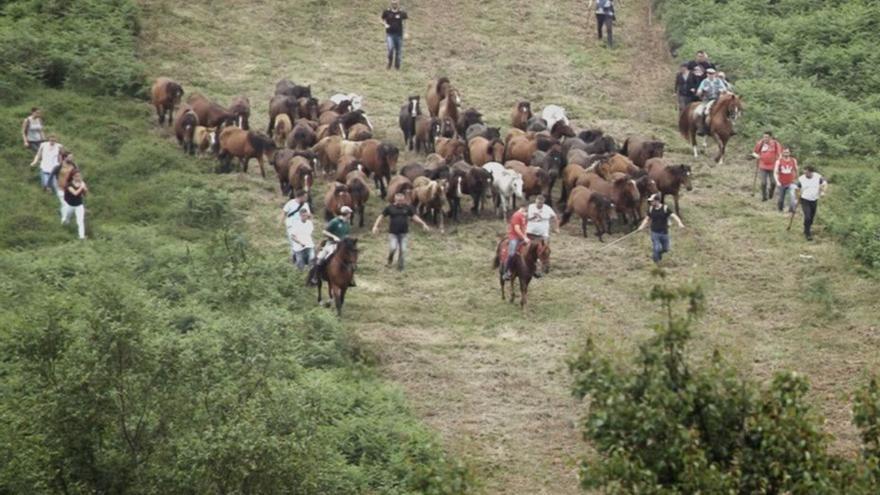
[620,137,630,157]
[678,107,691,139]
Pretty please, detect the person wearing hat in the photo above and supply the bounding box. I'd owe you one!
[308,206,354,286]
[695,68,728,135]
[638,194,685,263]
[673,63,693,111]
[381,0,408,70]
[793,166,828,241]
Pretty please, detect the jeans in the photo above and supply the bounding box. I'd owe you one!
[40,171,56,191]
[388,233,408,270]
[386,34,403,69]
[292,247,314,271]
[777,184,796,212]
[27,140,42,153]
[61,203,86,239]
[801,199,818,238]
[759,169,776,201]
[596,13,613,47]
[651,231,670,263]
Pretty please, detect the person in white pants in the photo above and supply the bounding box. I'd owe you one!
[61,170,88,239]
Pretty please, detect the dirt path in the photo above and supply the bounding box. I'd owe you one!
[138,0,880,492]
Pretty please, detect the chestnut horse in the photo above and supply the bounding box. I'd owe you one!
[217,127,275,177]
[679,93,743,165]
[187,93,236,129]
[151,77,184,126]
[560,186,615,241]
[345,170,371,228]
[426,77,452,116]
[493,239,551,309]
[316,237,358,316]
[510,101,532,131]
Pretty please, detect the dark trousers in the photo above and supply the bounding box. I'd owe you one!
[759,169,776,201]
[596,13,613,47]
[386,34,403,69]
[801,199,818,237]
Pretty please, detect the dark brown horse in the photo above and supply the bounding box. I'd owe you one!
[447,162,492,221]
[645,158,693,216]
[335,155,365,183]
[620,135,664,168]
[173,106,199,155]
[275,79,311,99]
[316,237,358,316]
[385,175,414,203]
[228,96,251,130]
[560,186,614,241]
[679,93,743,165]
[268,95,299,136]
[358,140,399,198]
[510,101,532,131]
[324,182,353,221]
[414,115,441,153]
[217,127,276,177]
[187,93,236,129]
[287,121,318,150]
[297,97,319,121]
[456,107,483,137]
[493,239,551,309]
[150,77,184,125]
[399,96,421,151]
[345,170,371,228]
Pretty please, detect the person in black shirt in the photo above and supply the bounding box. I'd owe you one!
[61,170,88,240]
[372,192,430,270]
[686,50,716,84]
[673,63,692,112]
[638,194,685,263]
[381,1,408,70]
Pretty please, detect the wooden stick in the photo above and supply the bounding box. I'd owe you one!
[600,228,643,250]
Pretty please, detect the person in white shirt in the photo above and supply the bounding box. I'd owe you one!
[280,189,315,269]
[794,166,828,241]
[525,195,560,241]
[30,135,63,193]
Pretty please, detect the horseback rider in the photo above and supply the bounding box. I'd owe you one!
[308,206,354,286]
[695,68,728,135]
[502,205,529,281]
[686,50,716,82]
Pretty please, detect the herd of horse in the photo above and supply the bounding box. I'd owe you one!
[150,74,741,312]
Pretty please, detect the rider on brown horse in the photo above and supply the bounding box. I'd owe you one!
[308,206,355,286]
[695,68,729,135]
[503,205,530,280]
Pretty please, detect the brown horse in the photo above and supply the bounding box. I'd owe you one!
[297,97,319,121]
[335,155,365,183]
[358,140,399,197]
[607,153,640,175]
[493,239,551,309]
[187,93,236,129]
[575,171,641,227]
[434,137,467,163]
[560,186,615,241]
[510,101,532,131]
[287,121,317,150]
[438,88,462,124]
[311,136,345,175]
[414,115,441,154]
[316,237,358,316]
[173,106,199,155]
[399,96,421,151]
[620,135,665,168]
[426,77,452,116]
[273,114,292,148]
[412,176,446,230]
[645,158,693,216]
[150,77,184,125]
[324,182,354,221]
[385,175,414,203]
[468,137,505,167]
[679,93,743,165]
[287,154,315,200]
[346,123,372,141]
[275,79,311,99]
[505,161,551,200]
[218,127,276,177]
[447,161,492,221]
[345,170,371,228]
[228,96,251,130]
[268,95,299,136]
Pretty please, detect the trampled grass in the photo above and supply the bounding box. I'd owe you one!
[135,0,880,492]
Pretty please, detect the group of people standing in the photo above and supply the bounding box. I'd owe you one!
[752,132,828,241]
[21,107,88,240]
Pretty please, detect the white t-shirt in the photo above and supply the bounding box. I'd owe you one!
[796,173,825,201]
[283,199,313,251]
[36,142,62,173]
[525,204,557,237]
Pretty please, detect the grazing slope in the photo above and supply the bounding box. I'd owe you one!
[138,0,880,493]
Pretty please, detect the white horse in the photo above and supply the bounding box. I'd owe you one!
[483,162,524,218]
[540,105,569,131]
[330,93,363,112]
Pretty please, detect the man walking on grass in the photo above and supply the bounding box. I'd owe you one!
[751,131,783,201]
[381,1,408,70]
[372,192,430,271]
[794,166,827,241]
[773,148,798,214]
[638,194,685,263]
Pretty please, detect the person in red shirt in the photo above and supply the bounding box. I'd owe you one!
[773,148,799,213]
[503,205,529,280]
[751,131,783,201]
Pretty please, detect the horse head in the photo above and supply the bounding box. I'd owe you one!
[378,142,400,176]
[408,95,420,117]
[551,120,576,140]
[339,238,359,268]
[519,101,532,117]
[675,164,694,191]
[430,118,442,139]
[511,174,525,200]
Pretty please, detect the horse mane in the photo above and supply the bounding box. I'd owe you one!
[588,193,612,211]
[248,132,274,153]
[435,77,450,96]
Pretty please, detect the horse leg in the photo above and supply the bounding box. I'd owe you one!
[240,157,248,174]
[520,279,528,309]
[336,287,345,316]
[581,218,588,238]
[714,134,725,165]
[316,277,323,304]
[674,193,681,217]
[258,156,266,178]
[499,270,506,301]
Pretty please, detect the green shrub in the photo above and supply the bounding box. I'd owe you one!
[570,280,880,493]
[824,170,880,271]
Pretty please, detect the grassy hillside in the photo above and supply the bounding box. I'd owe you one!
[135,0,880,493]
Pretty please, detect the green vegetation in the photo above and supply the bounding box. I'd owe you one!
[570,279,880,493]
[657,0,880,270]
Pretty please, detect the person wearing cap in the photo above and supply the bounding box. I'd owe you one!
[638,194,685,263]
[794,166,828,241]
[281,189,314,270]
[30,134,64,194]
[371,192,430,271]
[695,68,728,135]
[674,63,693,111]
[308,206,354,285]
[751,131,783,201]
[773,148,799,213]
[381,1,408,70]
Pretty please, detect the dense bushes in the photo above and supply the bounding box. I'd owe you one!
[570,281,880,493]
[823,168,880,271]
[657,0,880,157]
[0,0,145,100]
